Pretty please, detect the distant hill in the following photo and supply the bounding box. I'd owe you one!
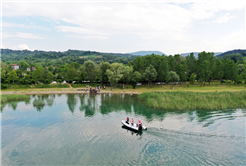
[129,51,166,56]
[181,52,222,58]
[216,49,246,57]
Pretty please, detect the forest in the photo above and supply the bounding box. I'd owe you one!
[1,49,246,90]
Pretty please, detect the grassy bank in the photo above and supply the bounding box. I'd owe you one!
[139,91,246,110]
[1,94,30,103]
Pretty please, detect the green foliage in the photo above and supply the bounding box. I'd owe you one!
[139,91,246,110]
[7,69,18,83]
[176,61,187,86]
[100,62,110,85]
[130,71,142,89]
[44,79,50,84]
[66,67,77,81]
[32,67,45,82]
[1,84,7,90]
[85,60,96,84]
[189,73,196,85]
[167,71,180,85]
[143,65,158,88]
[122,66,133,88]
[1,94,30,103]
[221,53,243,63]
[106,63,124,88]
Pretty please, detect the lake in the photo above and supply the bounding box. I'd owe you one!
[1,94,245,165]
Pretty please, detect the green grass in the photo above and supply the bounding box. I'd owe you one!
[1,94,30,103]
[139,91,246,110]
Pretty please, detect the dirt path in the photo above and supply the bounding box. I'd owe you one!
[67,83,73,88]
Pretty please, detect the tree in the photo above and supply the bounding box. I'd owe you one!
[84,60,96,85]
[199,60,211,86]
[238,64,244,75]
[19,61,29,71]
[224,60,237,85]
[143,65,158,88]
[127,61,132,67]
[190,73,196,85]
[214,60,224,86]
[66,67,77,81]
[122,66,133,88]
[16,69,23,79]
[46,72,54,82]
[131,71,142,89]
[7,69,18,83]
[99,62,110,86]
[167,71,180,88]
[32,67,45,82]
[157,55,169,87]
[186,53,197,76]
[168,55,176,71]
[106,63,124,88]
[176,61,187,86]
[48,66,54,72]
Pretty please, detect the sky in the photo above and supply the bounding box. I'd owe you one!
[1,0,246,55]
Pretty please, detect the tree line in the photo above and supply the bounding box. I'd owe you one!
[1,51,246,89]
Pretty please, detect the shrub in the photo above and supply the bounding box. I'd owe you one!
[5,79,10,84]
[220,80,226,83]
[1,84,7,90]
[44,79,50,84]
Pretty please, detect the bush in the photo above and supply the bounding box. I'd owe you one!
[220,80,226,83]
[1,84,7,90]
[68,80,73,83]
[44,79,50,84]
[5,79,10,84]
[57,79,62,83]
[31,80,36,84]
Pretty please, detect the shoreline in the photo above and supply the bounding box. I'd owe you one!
[1,90,141,95]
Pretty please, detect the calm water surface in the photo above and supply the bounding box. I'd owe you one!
[1,94,245,165]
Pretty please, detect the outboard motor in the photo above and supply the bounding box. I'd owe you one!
[138,123,142,131]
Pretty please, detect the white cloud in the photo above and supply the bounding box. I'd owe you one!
[66,35,108,40]
[213,13,234,24]
[3,32,46,39]
[201,30,245,52]
[17,44,32,50]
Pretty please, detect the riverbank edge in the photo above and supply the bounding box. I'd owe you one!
[0,91,141,95]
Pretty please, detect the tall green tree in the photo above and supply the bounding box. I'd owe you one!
[214,60,224,85]
[189,73,196,85]
[176,61,187,86]
[46,72,54,82]
[7,69,18,83]
[100,62,110,86]
[84,60,96,85]
[186,53,197,76]
[106,63,124,88]
[157,55,169,87]
[143,65,158,88]
[168,55,176,72]
[66,67,77,81]
[32,67,45,82]
[167,71,180,88]
[122,66,133,88]
[130,71,141,89]
[199,60,211,86]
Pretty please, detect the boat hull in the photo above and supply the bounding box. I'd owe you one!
[121,120,147,131]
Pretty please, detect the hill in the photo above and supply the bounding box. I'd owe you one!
[216,49,246,57]
[129,51,166,56]
[0,49,135,66]
[181,52,222,58]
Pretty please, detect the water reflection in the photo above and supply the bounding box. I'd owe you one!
[1,94,245,128]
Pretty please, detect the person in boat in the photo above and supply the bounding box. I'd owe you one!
[126,117,129,124]
[131,118,134,126]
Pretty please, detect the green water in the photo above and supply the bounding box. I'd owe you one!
[1,94,245,165]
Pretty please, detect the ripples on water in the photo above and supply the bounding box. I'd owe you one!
[1,94,246,165]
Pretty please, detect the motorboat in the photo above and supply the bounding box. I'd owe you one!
[121,120,147,132]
